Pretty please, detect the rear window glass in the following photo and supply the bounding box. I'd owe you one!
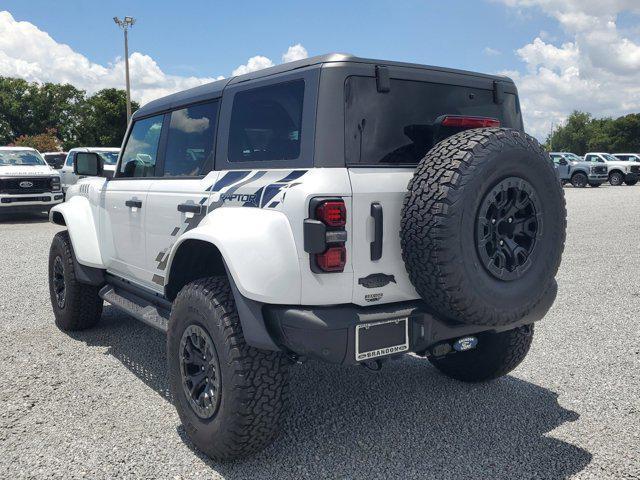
[345,77,521,166]
[164,101,218,177]
[228,80,304,163]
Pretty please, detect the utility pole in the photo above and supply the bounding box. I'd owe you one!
[113,16,136,122]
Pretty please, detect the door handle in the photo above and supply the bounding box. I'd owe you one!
[370,202,383,261]
[177,203,203,214]
[125,199,142,208]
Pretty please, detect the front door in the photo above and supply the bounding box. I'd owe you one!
[143,100,220,292]
[102,113,165,288]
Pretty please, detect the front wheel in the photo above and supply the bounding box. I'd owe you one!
[625,179,638,186]
[167,277,290,461]
[48,231,103,331]
[428,325,534,382]
[609,172,624,186]
[571,172,588,188]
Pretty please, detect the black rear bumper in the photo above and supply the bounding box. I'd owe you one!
[264,282,557,365]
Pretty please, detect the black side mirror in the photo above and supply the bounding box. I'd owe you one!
[74,152,103,177]
[559,159,568,165]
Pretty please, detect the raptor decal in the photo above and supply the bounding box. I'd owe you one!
[150,169,308,287]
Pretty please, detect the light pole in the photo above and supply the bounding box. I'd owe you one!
[113,16,136,122]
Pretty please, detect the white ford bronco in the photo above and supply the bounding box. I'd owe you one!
[48,54,566,460]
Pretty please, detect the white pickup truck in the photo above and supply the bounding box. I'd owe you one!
[0,147,63,214]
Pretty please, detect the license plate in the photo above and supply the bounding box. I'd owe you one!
[355,318,409,361]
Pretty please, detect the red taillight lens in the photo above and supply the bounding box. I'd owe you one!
[316,246,346,272]
[316,201,346,227]
[441,116,501,128]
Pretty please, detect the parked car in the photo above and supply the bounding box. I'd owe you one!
[42,151,67,169]
[59,147,120,192]
[549,151,608,187]
[0,147,63,214]
[584,152,640,186]
[47,53,566,460]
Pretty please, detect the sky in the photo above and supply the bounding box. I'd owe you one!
[1,0,640,140]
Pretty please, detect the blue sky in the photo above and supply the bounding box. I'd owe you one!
[2,0,560,79]
[1,1,640,140]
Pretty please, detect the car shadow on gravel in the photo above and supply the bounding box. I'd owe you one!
[74,306,592,480]
[0,212,50,224]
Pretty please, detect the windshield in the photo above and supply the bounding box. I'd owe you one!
[0,150,47,166]
[564,153,583,162]
[96,151,119,165]
[603,154,619,162]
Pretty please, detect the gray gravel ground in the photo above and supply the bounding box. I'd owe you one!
[0,185,639,479]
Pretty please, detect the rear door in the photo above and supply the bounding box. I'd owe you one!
[345,72,523,306]
[144,100,220,292]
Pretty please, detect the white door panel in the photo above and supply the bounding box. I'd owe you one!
[102,179,153,286]
[145,172,219,292]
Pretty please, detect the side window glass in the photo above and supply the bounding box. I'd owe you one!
[163,101,218,177]
[228,80,304,163]
[65,152,74,167]
[119,115,164,178]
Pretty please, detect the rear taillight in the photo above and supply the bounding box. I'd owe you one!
[316,246,346,272]
[305,198,347,273]
[316,201,346,227]
[441,116,501,129]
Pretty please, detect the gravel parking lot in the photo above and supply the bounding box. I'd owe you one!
[0,185,639,479]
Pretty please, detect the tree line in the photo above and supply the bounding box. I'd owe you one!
[546,111,640,155]
[0,76,139,152]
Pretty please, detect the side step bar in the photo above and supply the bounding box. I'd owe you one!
[99,285,170,333]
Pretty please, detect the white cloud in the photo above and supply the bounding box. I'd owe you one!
[0,11,307,107]
[231,55,275,76]
[495,1,640,140]
[483,47,502,56]
[282,44,308,63]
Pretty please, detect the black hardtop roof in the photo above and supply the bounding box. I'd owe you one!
[133,53,514,119]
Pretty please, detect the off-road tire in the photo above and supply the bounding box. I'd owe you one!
[624,179,638,186]
[609,171,624,186]
[167,277,289,461]
[48,231,103,331]
[588,182,601,188]
[429,325,534,382]
[571,172,588,188]
[401,128,566,327]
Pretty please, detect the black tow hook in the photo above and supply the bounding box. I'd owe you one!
[361,359,383,371]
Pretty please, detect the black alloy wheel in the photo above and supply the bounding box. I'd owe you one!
[179,324,222,420]
[476,177,542,281]
[52,256,66,309]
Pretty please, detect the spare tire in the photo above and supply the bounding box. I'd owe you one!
[400,128,566,327]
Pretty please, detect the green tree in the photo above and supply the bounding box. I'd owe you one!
[76,89,138,148]
[0,77,85,147]
[546,111,593,155]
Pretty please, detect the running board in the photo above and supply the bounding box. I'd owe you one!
[99,285,170,333]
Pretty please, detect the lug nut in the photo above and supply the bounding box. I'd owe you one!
[491,219,496,224]
[499,240,504,245]
[508,218,513,223]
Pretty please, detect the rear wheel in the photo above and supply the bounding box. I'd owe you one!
[401,128,566,327]
[429,325,534,382]
[625,179,638,186]
[571,172,588,188]
[167,277,289,461]
[48,231,103,331]
[609,171,624,186]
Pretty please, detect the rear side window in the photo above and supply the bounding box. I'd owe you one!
[163,101,219,177]
[119,114,164,177]
[345,77,522,166]
[228,80,304,163]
